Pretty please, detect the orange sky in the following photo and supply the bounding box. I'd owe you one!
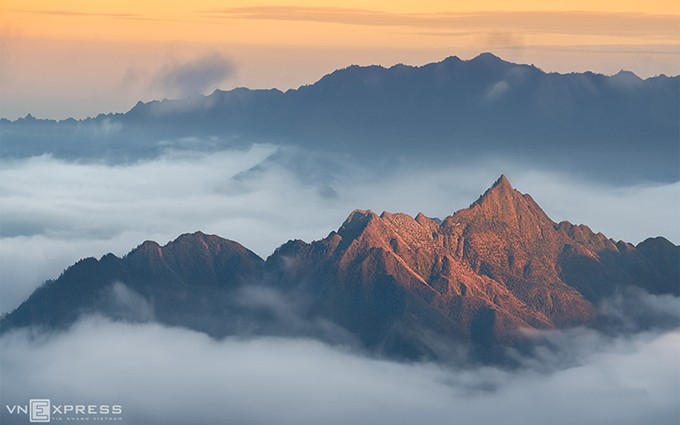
[1,0,679,119]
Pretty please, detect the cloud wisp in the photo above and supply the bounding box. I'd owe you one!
[153,53,235,98]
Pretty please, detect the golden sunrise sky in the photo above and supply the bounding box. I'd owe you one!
[1,0,678,119]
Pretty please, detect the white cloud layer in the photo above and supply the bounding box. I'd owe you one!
[1,318,678,425]
[1,145,678,313]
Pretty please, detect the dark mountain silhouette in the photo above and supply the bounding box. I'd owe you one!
[1,233,264,336]
[2,176,677,363]
[1,53,678,181]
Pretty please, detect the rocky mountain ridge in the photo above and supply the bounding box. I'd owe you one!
[2,176,677,363]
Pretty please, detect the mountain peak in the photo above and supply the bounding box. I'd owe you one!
[492,174,512,190]
[172,231,209,243]
[450,175,554,237]
[473,52,502,62]
[613,70,642,80]
[343,209,376,223]
[471,174,515,207]
[338,209,378,239]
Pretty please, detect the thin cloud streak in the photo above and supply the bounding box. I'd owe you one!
[9,9,185,23]
[495,43,680,56]
[202,7,680,39]
[11,9,138,18]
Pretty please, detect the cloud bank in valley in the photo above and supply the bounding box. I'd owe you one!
[0,143,678,314]
[0,317,678,425]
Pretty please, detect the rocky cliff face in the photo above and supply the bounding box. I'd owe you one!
[2,176,677,363]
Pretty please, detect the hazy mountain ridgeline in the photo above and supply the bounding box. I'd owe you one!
[1,53,678,182]
[2,176,677,364]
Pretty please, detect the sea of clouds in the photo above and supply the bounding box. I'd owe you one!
[1,143,678,314]
[1,317,678,425]
[1,141,679,424]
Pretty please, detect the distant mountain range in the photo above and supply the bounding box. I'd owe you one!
[3,176,677,363]
[1,53,678,181]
